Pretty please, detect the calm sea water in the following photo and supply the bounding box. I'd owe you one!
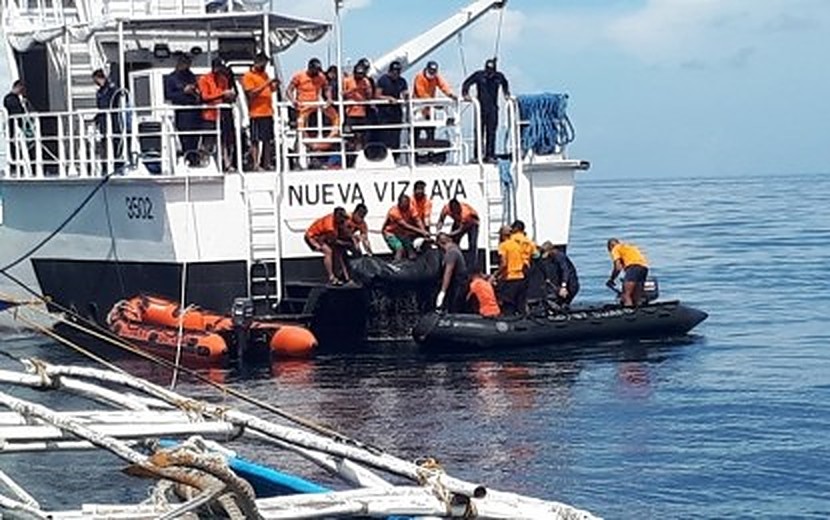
[2,174,829,518]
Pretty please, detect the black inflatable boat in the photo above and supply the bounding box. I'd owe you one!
[412,300,708,350]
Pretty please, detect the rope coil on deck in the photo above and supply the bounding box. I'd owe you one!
[516,93,575,156]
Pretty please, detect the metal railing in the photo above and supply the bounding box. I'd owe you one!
[276,96,476,171]
[1,0,67,26]
[0,102,239,178]
[0,95,537,180]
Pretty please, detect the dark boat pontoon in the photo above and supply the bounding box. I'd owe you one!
[413,300,708,351]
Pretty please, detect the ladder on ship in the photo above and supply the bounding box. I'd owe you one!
[242,174,283,316]
[483,165,505,272]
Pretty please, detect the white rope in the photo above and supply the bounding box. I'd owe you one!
[494,5,506,60]
[170,174,191,389]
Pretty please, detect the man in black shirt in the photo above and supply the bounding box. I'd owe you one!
[93,69,126,172]
[540,241,580,306]
[374,61,408,159]
[462,58,510,163]
[164,54,201,166]
[3,80,27,175]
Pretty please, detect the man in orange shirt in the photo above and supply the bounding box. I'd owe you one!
[607,238,650,307]
[383,194,428,260]
[346,203,372,256]
[412,60,456,144]
[198,57,236,171]
[286,58,340,136]
[241,53,279,170]
[467,264,500,317]
[497,225,527,315]
[305,207,350,284]
[409,180,432,234]
[342,62,374,150]
[437,198,479,268]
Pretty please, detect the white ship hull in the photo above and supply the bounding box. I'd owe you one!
[1,162,578,323]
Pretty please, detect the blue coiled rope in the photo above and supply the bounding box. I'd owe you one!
[516,93,575,156]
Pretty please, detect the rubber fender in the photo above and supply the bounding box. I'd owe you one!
[269,325,318,358]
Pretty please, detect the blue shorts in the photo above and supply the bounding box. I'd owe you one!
[624,265,648,284]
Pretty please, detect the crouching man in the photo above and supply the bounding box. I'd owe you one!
[305,207,350,285]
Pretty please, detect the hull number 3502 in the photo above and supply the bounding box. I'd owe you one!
[125,196,154,220]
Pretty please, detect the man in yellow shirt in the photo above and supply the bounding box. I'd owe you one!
[510,220,537,267]
[497,225,527,315]
[607,238,649,307]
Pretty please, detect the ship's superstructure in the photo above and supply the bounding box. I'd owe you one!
[0,0,588,342]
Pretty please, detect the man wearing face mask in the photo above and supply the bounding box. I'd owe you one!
[462,58,510,164]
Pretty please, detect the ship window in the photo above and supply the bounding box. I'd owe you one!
[134,76,151,108]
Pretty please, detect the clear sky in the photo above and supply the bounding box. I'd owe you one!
[278,0,830,180]
[3,0,828,179]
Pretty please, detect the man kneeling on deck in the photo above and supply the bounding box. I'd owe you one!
[305,207,350,285]
[606,237,649,307]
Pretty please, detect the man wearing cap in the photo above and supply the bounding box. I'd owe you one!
[462,58,510,163]
[242,53,279,170]
[343,62,374,150]
[375,61,409,159]
[412,60,456,145]
[198,57,236,171]
[287,58,339,138]
[164,54,201,166]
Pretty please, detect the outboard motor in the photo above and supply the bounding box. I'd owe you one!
[642,277,659,303]
[231,297,254,360]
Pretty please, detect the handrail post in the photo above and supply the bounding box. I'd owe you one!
[234,106,244,173]
[406,97,414,169]
[106,110,114,175]
[56,115,65,177]
[32,117,42,177]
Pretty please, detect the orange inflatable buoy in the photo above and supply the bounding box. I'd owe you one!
[269,325,318,358]
[139,295,231,332]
